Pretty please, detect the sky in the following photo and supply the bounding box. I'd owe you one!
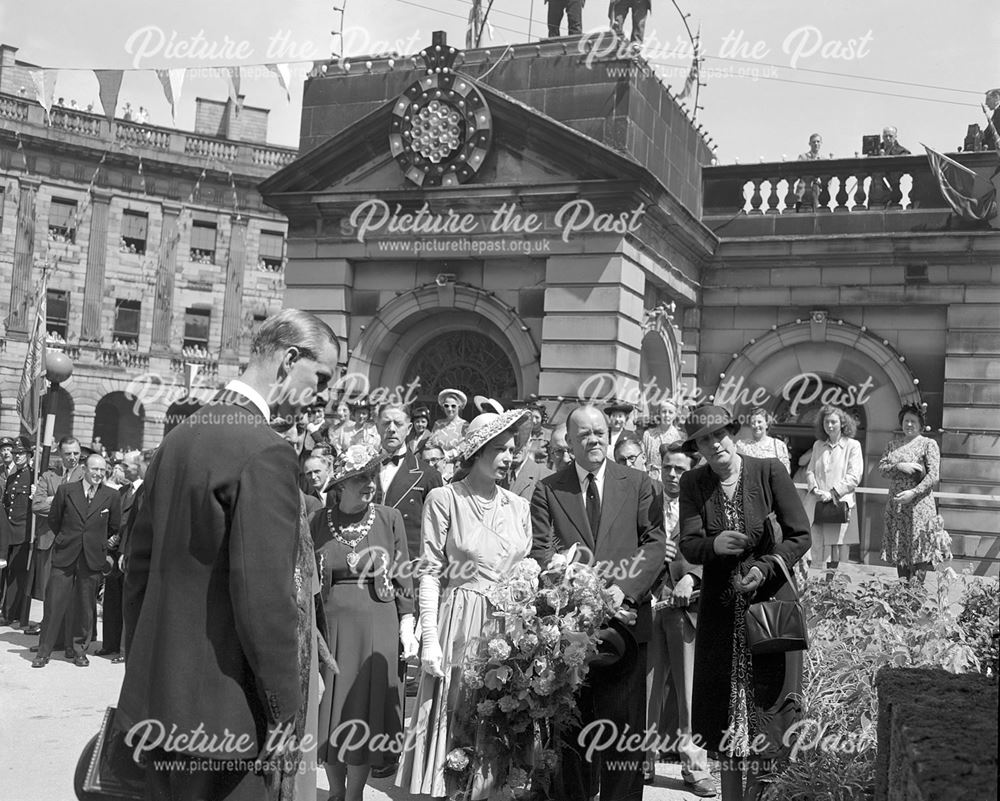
[1,0,997,163]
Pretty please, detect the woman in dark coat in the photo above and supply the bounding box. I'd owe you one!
[678,405,811,801]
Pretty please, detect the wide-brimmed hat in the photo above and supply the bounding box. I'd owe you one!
[473,395,504,414]
[589,617,639,676]
[438,389,468,409]
[458,406,531,461]
[680,404,741,452]
[329,443,390,485]
[604,400,635,415]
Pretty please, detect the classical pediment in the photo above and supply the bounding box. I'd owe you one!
[259,82,651,202]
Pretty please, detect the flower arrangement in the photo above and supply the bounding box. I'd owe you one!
[445,546,622,801]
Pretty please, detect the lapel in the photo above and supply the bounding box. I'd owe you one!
[596,462,628,542]
[510,460,532,496]
[550,467,595,550]
[695,466,723,534]
[385,452,422,508]
[67,481,90,519]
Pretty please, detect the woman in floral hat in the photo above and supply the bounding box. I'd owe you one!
[396,403,532,799]
[312,443,419,801]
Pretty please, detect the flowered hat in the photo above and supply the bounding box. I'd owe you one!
[437,388,468,409]
[329,443,390,485]
[458,404,531,461]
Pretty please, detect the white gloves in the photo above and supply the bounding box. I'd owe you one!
[400,614,419,660]
[419,573,445,678]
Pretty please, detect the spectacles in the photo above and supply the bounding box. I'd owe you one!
[617,454,641,465]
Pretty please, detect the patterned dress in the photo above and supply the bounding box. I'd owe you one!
[736,436,791,474]
[878,435,941,567]
[428,418,469,482]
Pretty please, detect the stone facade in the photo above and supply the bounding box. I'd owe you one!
[0,47,296,449]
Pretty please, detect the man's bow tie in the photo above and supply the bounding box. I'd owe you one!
[388,454,405,466]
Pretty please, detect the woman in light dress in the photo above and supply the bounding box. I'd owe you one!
[428,389,470,482]
[736,408,790,474]
[879,404,943,581]
[805,405,864,578]
[396,406,532,799]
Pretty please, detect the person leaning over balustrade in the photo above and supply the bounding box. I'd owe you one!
[794,133,826,210]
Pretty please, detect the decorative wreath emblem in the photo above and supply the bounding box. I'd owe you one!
[389,40,493,188]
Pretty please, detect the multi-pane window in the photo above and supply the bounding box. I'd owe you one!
[120,210,148,255]
[48,197,77,243]
[183,307,211,351]
[46,289,69,339]
[113,299,141,345]
[190,220,217,263]
[258,230,284,272]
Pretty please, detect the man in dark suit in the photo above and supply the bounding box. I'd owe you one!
[116,309,340,800]
[32,453,121,667]
[25,437,85,637]
[531,404,671,801]
[0,437,35,627]
[506,415,553,501]
[375,402,443,578]
[97,450,144,662]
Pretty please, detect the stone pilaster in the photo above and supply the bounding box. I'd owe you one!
[537,253,646,403]
[80,189,113,342]
[220,216,248,359]
[7,178,39,334]
[151,203,182,353]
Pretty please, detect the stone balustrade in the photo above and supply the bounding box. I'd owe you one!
[0,93,296,176]
[702,152,999,217]
[170,355,220,382]
[98,347,151,370]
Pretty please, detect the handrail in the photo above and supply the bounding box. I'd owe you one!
[793,484,1000,503]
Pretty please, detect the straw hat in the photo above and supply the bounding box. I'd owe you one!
[437,389,468,409]
[329,443,390,485]
[458,405,531,461]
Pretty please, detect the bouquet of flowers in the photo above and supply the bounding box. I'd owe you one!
[445,545,622,801]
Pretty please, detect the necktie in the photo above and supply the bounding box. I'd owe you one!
[388,453,405,466]
[586,473,601,538]
[86,486,95,505]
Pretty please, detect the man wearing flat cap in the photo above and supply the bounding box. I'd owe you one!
[0,436,35,627]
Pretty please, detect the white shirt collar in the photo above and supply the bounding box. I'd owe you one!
[224,379,271,422]
[574,458,607,486]
[132,478,144,491]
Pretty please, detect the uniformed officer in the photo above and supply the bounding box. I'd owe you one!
[0,436,36,627]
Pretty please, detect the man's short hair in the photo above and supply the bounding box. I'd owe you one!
[249,309,338,362]
[613,434,642,458]
[376,402,411,421]
[660,440,694,465]
[58,436,80,451]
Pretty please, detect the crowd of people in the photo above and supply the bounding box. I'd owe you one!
[0,309,950,801]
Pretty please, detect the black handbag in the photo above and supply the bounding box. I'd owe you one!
[745,554,809,656]
[75,707,144,800]
[813,498,849,525]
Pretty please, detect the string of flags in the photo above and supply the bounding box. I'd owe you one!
[21,60,312,125]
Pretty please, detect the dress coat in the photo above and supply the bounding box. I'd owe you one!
[32,465,85,551]
[678,455,811,753]
[508,457,552,502]
[48,481,122,572]
[3,461,34,546]
[117,393,303,759]
[376,450,442,592]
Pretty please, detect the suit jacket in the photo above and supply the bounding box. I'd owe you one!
[32,464,85,550]
[48,480,121,572]
[110,481,141,562]
[509,458,553,502]
[376,451,443,583]
[530,459,666,642]
[3,462,34,546]
[116,394,303,757]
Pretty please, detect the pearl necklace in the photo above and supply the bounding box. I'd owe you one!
[326,505,376,571]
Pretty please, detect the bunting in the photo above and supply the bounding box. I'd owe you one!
[95,69,124,124]
[29,69,57,117]
[155,68,185,123]
[923,144,998,224]
[225,66,242,114]
[266,63,291,103]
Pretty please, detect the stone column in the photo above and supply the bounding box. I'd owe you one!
[7,178,39,334]
[80,189,113,342]
[537,252,646,403]
[151,203,182,353]
[284,255,354,353]
[220,216,248,360]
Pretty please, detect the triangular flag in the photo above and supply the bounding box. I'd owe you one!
[155,68,185,123]
[30,69,57,117]
[225,66,241,113]
[95,69,124,124]
[266,63,291,103]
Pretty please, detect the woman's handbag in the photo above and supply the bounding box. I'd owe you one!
[74,707,144,800]
[813,498,849,525]
[745,554,809,656]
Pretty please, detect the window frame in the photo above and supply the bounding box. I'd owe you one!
[46,288,70,339]
[48,197,78,243]
[182,307,211,351]
[113,299,142,345]
[258,230,285,272]
[189,219,218,264]
[120,209,148,255]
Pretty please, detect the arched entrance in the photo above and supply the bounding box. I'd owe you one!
[638,303,683,415]
[164,400,203,437]
[402,330,519,421]
[93,392,146,451]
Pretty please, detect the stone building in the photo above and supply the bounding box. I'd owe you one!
[0,43,297,451]
[261,33,998,575]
